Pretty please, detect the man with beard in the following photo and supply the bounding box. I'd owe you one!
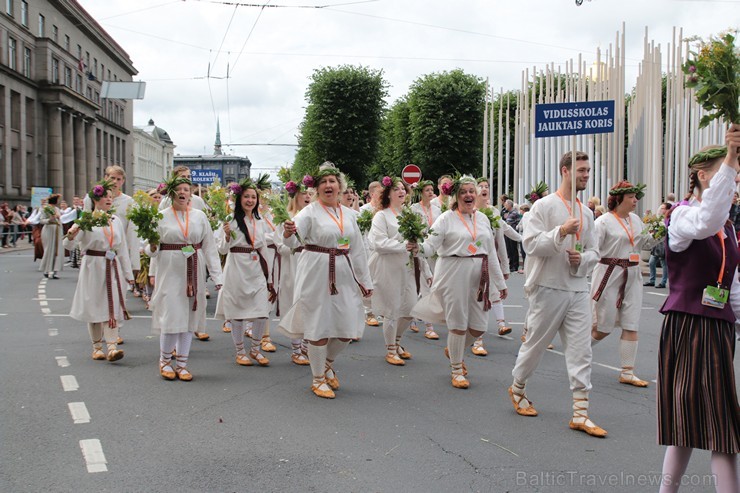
[509,151,607,438]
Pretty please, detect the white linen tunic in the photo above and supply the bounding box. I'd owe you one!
[214,216,272,320]
[65,217,133,323]
[590,212,657,332]
[84,193,140,271]
[261,211,279,301]
[39,207,64,273]
[273,219,302,316]
[411,210,506,331]
[146,207,223,333]
[278,202,373,340]
[368,208,421,319]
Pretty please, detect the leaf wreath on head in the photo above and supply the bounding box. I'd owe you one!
[609,183,647,200]
[87,179,114,202]
[688,146,727,167]
[253,173,272,192]
[441,173,476,197]
[527,181,549,203]
[162,173,193,199]
[414,179,435,201]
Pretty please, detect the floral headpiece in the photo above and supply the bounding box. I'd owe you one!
[476,177,489,184]
[527,181,549,203]
[608,182,646,200]
[381,175,402,189]
[230,173,272,197]
[162,173,192,199]
[284,180,307,197]
[304,164,342,189]
[417,179,434,190]
[440,174,476,197]
[688,146,727,167]
[156,182,167,195]
[88,179,113,202]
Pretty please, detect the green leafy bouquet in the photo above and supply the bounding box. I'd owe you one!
[683,31,740,127]
[269,192,303,244]
[356,208,374,235]
[74,209,112,232]
[397,205,435,264]
[127,190,163,245]
[478,207,501,230]
[204,179,234,238]
[43,204,58,222]
[642,213,667,240]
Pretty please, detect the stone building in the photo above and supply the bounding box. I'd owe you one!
[132,118,174,192]
[173,121,251,185]
[0,0,137,204]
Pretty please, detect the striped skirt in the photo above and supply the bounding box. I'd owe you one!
[657,311,740,453]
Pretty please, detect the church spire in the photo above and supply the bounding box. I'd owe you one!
[214,118,222,156]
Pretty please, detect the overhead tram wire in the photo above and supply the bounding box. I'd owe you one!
[192,0,379,8]
[230,0,272,74]
[98,1,183,21]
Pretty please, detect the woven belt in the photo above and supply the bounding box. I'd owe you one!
[268,244,282,314]
[86,250,131,327]
[304,244,370,296]
[592,257,638,308]
[229,246,277,303]
[451,254,491,311]
[160,242,202,311]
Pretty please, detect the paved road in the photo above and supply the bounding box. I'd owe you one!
[0,249,731,492]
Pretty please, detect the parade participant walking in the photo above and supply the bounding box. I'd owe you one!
[510,151,607,438]
[368,176,424,366]
[411,175,507,389]
[65,181,134,362]
[410,179,441,340]
[146,175,223,381]
[39,194,64,278]
[279,163,373,399]
[215,178,275,368]
[657,131,740,493]
[591,181,656,388]
[359,181,382,327]
[430,175,452,210]
[645,202,671,288]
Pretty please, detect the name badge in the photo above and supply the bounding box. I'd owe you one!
[251,252,259,262]
[702,285,728,309]
[105,250,116,260]
[467,242,479,255]
[574,242,583,253]
[181,245,196,258]
[337,236,350,250]
[629,253,640,263]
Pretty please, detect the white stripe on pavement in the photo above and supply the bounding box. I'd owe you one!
[60,375,79,391]
[41,308,51,314]
[39,301,48,306]
[79,439,107,473]
[68,402,91,424]
[646,292,668,298]
[48,328,59,337]
[503,305,523,308]
[55,356,70,367]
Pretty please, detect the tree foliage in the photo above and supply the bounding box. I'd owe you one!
[293,65,388,185]
[369,98,412,179]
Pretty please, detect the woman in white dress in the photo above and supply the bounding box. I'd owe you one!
[146,176,223,381]
[279,164,373,399]
[411,175,507,389]
[590,181,656,387]
[65,183,134,361]
[39,194,64,278]
[410,180,441,340]
[369,176,424,366]
[215,178,275,367]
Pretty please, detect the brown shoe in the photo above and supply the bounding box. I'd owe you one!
[396,346,412,360]
[248,350,270,366]
[409,322,419,333]
[444,347,468,376]
[222,322,232,333]
[159,363,176,380]
[116,336,124,345]
[194,331,210,341]
[106,349,124,362]
[366,316,379,327]
[325,367,340,390]
[619,373,649,387]
[569,419,608,438]
[261,336,277,353]
[498,325,512,336]
[471,340,488,356]
[311,379,335,399]
[175,367,193,381]
[236,354,253,366]
[291,353,310,366]
[451,374,470,389]
[508,386,538,416]
[424,329,439,340]
[386,353,405,366]
[92,349,106,361]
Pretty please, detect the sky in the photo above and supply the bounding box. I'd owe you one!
[78,0,739,175]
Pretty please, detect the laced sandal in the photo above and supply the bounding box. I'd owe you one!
[311,378,335,399]
[324,364,340,390]
[497,321,512,336]
[248,350,270,366]
[194,331,210,341]
[236,353,252,366]
[508,386,538,416]
[291,353,310,366]
[409,322,419,333]
[175,366,193,381]
[521,328,527,343]
[244,327,253,338]
[133,288,141,298]
[106,349,124,362]
[424,329,439,340]
[444,347,467,376]
[569,398,607,437]
[619,369,649,388]
[159,362,176,380]
[451,368,469,389]
[222,322,232,333]
[365,316,379,327]
[117,336,124,345]
[92,348,106,360]
[385,345,405,366]
[261,336,277,353]
[396,344,412,360]
[471,338,488,356]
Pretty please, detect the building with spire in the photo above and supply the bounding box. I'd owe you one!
[173,122,251,185]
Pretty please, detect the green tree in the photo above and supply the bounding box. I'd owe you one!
[369,98,412,179]
[294,65,388,186]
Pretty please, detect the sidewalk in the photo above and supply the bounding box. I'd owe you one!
[0,243,34,254]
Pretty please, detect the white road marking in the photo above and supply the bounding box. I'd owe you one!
[503,305,523,308]
[39,301,48,306]
[646,292,668,298]
[41,308,51,314]
[60,375,79,391]
[38,289,45,294]
[79,439,108,473]
[34,297,64,301]
[548,349,622,372]
[35,294,47,300]
[55,356,70,367]
[642,307,653,310]
[48,328,59,337]
[68,402,91,424]
[0,313,6,316]
[497,335,514,340]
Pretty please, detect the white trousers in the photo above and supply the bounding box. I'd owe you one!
[512,286,592,392]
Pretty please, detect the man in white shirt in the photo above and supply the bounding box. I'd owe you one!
[430,175,452,210]
[509,151,607,438]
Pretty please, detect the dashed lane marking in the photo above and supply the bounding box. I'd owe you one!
[48,328,59,337]
[60,375,79,391]
[68,402,91,424]
[39,301,48,306]
[79,439,107,473]
[55,356,70,367]
[646,292,668,298]
[41,308,51,314]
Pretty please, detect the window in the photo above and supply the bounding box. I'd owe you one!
[52,25,58,42]
[100,63,104,80]
[75,74,82,93]
[86,87,92,100]
[107,69,111,80]
[85,52,89,72]
[51,57,59,83]
[8,37,16,70]
[22,47,30,77]
[94,90,99,104]
[64,34,70,51]
[38,14,44,36]
[76,44,81,59]
[6,0,13,17]
[64,66,71,87]
[93,58,97,77]
[20,0,26,26]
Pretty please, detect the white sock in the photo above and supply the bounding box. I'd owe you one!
[175,332,193,369]
[619,339,638,376]
[571,390,592,425]
[250,319,266,353]
[395,318,412,352]
[382,319,397,348]
[447,332,466,374]
[307,344,327,382]
[160,333,177,367]
[291,338,302,355]
[326,338,350,362]
[230,320,245,353]
[103,325,119,352]
[493,300,505,321]
[88,322,103,350]
[464,332,476,347]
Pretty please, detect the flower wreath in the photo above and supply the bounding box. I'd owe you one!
[608,182,646,200]
[440,174,476,197]
[284,180,306,197]
[527,181,549,203]
[88,179,113,202]
[688,146,727,167]
[302,165,342,189]
[229,173,272,197]
[161,174,192,199]
[381,175,402,189]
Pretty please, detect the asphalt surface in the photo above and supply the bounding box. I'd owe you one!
[0,248,734,492]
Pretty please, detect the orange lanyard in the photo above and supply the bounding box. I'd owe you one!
[263,216,276,232]
[102,220,114,250]
[611,212,635,247]
[173,208,189,242]
[456,209,477,241]
[717,231,727,286]
[556,191,583,240]
[320,202,344,236]
[421,203,433,226]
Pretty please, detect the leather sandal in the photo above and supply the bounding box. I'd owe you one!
[261,336,277,353]
[497,323,512,336]
[291,353,310,366]
[396,345,412,360]
[451,373,470,389]
[424,329,439,340]
[569,398,607,437]
[444,347,467,376]
[311,378,335,399]
[175,366,193,381]
[248,350,270,366]
[236,353,253,366]
[471,339,488,356]
[386,353,405,366]
[222,322,232,333]
[619,370,649,388]
[325,365,340,390]
[194,331,210,341]
[508,386,538,416]
[117,336,124,345]
[106,349,124,362]
[159,362,176,380]
[92,348,106,360]
[409,322,419,333]
[365,316,379,327]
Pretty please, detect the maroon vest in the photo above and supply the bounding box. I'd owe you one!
[660,219,739,323]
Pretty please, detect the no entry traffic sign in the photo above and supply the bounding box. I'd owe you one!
[402,164,422,185]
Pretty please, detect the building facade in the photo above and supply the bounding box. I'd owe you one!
[0,0,137,204]
[132,118,174,192]
[174,123,251,185]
